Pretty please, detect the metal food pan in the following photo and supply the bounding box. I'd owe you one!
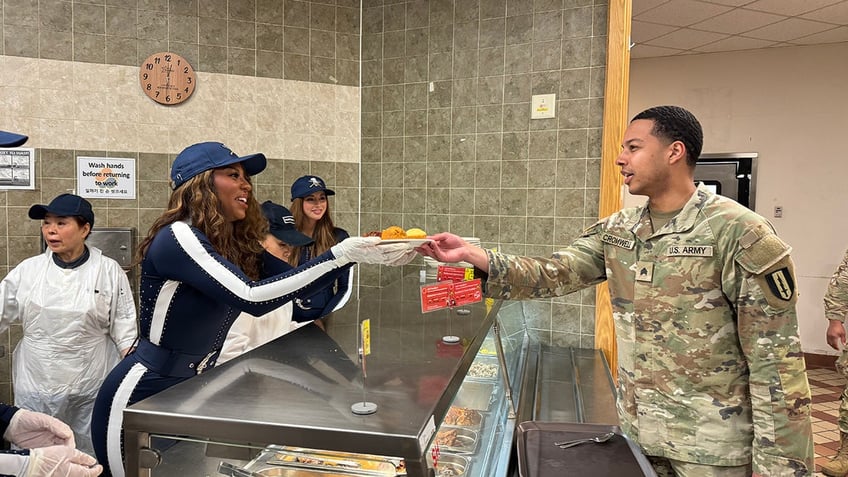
[465,357,499,381]
[452,381,494,411]
[429,453,469,476]
[238,445,404,477]
[441,406,485,431]
[515,422,657,477]
[432,426,478,455]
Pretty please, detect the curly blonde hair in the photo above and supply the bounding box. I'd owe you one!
[137,169,268,279]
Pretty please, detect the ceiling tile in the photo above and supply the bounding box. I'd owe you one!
[693,35,778,52]
[801,1,848,24]
[631,0,848,58]
[691,8,786,34]
[644,27,729,49]
[633,0,672,16]
[744,0,844,16]
[631,20,679,43]
[634,0,734,27]
[791,25,848,44]
[700,0,757,5]
[630,44,687,58]
[742,17,835,41]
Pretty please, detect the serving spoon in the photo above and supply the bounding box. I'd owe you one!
[554,431,616,449]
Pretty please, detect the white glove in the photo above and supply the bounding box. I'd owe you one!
[4,410,75,449]
[331,237,381,265]
[25,446,102,477]
[331,237,418,266]
[379,245,419,266]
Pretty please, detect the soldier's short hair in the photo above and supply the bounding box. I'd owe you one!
[632,105,703,167]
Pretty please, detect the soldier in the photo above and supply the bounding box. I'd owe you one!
[823,250,848,476]
[418,105,813,476]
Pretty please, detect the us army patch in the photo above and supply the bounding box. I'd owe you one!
[765,267,795,301]
[601,232,635,250]
[667,245,713,257]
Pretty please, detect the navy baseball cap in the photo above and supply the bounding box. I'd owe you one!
[171,142,266,189]
[28,194,95,228]
[261,201,313,247]
[290,175,335,200]
[0,130,28,147]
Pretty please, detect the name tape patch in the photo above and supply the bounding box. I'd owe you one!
[601,233,635,250]
[667,245,713,257]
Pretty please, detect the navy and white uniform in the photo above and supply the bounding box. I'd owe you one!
[293,228,352,321]
[90,221,351,477]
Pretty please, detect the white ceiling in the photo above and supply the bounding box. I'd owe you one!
[631,0,848,58]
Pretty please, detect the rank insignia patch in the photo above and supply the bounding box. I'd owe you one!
[765,267,795,301]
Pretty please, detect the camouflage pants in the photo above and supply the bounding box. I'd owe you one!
[647,456,752,477]
[837,349,848,433]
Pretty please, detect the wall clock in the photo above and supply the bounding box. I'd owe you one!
[139,52,196,105]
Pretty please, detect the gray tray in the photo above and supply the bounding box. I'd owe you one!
[515,422,657,477]
[453,381,494,411]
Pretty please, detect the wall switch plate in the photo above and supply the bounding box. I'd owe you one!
[531,94,556,119]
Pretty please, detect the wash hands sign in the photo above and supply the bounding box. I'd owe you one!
[77,157,136,199]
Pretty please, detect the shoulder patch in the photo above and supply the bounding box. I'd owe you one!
[736,228,791,275]
[764,266,795,301]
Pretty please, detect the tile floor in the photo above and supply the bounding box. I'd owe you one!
[810,366,847,476]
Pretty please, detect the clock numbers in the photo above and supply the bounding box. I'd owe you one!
[139,52,196,105]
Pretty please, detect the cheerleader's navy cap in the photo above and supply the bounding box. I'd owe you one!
[171,142,266,189]
[0,130,28,147]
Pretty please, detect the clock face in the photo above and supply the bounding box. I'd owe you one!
[139,52,196,105]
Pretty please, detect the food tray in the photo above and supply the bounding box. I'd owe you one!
[442,406,485,431]
[427,453,469,476]
[238,444,406,476]
[432,426,479,455]
[515,422,656,477]
[452,381,494,411]
[465,356,499,381]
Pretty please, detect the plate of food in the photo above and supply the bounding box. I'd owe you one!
[378,238,431,246]
[367,226,431,247]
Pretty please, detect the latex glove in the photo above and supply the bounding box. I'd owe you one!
[4,410,75,449]
[331,237,381,265]
[25,446,102,477]
[379,244,418,266]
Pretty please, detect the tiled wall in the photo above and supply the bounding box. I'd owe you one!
[2,0,360,84]
[356,0,608,348]
[0,0,363,405]
[0,0,608,403]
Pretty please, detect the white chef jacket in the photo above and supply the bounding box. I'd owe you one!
[218,302,307,364]
[0,246,138,455]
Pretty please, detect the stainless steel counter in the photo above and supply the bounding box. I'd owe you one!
[123,275,496,477]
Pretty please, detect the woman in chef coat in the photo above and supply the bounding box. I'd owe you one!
[0,192,138,456]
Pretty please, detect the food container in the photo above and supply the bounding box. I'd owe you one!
[452,381,494,411]
[432,427,478,454]
[515,422,656,477]
[442,406,484,430]
[428,453,469,476]
[465,356,499,381]
[230,445,406,477]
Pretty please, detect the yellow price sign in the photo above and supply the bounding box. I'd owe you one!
[463,268,475,281]
[361,319,371,356]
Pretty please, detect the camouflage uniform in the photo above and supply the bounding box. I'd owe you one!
[825,249,848,433]
[483,185,813,476]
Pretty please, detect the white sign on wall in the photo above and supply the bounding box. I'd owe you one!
[0,148,35,190]
[77,156,136,199]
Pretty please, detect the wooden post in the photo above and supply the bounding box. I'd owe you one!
[595,0,632,379]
